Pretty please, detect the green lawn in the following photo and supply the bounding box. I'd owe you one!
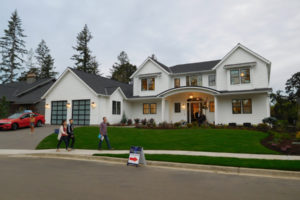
[37,126,277,154]
[94,154,300,171]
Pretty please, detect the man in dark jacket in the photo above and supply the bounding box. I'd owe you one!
[67,119,75,150]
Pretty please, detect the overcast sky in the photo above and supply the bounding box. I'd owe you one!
[0,0,299,91]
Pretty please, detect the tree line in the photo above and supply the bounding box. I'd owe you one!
[0,10,136,84]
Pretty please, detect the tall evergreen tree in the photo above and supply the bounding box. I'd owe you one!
[71,24,99,74]
[0,10,27,83]
[0,96,10,118]
[18,48,40,81]
[110,51,137,84]
[35,40,57,79]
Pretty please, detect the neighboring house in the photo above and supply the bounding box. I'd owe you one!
[0,74,55,115]
[42,43,272,125]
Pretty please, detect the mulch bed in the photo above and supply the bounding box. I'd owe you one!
[261,134,300,155]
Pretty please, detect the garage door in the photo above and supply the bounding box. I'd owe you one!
[72,100,90,125]
[51,101,67,125]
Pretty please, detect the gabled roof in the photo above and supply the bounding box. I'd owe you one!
[169,60,221,74]
[0,78,55,104]
[69,68,133,98]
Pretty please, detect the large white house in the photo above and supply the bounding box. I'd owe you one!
[42,43,272,126]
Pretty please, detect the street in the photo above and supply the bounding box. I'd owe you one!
[0,157,299,200]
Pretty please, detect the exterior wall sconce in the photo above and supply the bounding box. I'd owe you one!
[181,104,186,109]
[91,102,96,108]
[189,95,193,99]
[45,104,50,109]
[66,102,71,108]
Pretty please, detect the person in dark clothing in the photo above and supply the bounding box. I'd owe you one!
[67,119,75,150]
[98,117,112,150]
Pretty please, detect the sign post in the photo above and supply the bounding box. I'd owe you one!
[127,146,146,167]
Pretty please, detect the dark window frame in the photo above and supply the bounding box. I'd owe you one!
[51,100,67,125]
[208,74,216,86]
[174,102,181,113]
[143,103,157,114]
[72,99,91,126]
[141,77,155,91]
[230,68,251,85]
[174,78,180,88]
[232,99,252,114]
[112,101,121,115]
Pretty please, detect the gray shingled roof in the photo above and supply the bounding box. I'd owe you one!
[169,60,221,74]
[0,78,55,104]
[70,68,133,98]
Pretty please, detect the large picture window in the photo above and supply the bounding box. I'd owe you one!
[208,75,216,86]
[174,103,181,113]
[51,101,67,125]
[141,78,155,91]
[143,103,157,114]
[232,99,252,114]
[186,75,202,86]
[230,68,250,85]
[112,101,121,115]
[72,100,90,125]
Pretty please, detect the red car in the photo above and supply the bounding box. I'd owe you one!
[0,112,45,130]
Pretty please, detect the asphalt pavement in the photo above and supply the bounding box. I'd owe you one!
[0,125,56,149]
[0,157,299,200]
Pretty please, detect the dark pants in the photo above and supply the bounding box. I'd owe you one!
[57,136,69,149]
[68,135,75,148]
[98,135,111,149]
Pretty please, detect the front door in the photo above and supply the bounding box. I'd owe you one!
[187,102,202,123]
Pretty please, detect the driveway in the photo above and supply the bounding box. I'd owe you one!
[0,125,56,149]
[0,157,299,200]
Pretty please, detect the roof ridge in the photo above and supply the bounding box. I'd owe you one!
[170,59,221,68]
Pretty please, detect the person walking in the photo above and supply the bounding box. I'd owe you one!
[98,117,112,150]
[29,114,35,135]
[56,120,69,152]
[67,119,75,151]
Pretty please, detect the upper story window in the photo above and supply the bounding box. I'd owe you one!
[208,75,216,86]
[230,68,250,85]
[174,78,180,88]
[141,78,155,91]
[186,75,202,86]
[112,101,121,115]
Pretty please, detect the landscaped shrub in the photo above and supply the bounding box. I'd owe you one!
[192,121,198,127]
[256,123,270,132]
[141,118,147,125]
[121,113,127,125]
[134,118,140,125]
[187,123,193,128]
[127,119,133,125]
[174,122,181,128]
[262,117,277,127]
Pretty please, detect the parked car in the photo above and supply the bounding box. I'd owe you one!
[0,112,45,130]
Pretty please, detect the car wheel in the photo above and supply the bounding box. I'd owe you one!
[36,120,42,127]
[12,123,18,130]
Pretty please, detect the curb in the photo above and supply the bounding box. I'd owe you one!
[8,153,300,180]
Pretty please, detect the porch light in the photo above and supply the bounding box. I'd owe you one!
[91,102,96,108]
[45,104,50,109]
[189,95,193,99]
[181,104,186,109]
[66,102,71,108]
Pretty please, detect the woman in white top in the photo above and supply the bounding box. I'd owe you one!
[56,120,70,152]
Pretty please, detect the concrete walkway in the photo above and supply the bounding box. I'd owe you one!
[1,149,300,160]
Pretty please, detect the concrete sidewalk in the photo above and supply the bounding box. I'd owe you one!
[1,149,300,160]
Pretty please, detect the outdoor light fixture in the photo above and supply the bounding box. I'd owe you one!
[66,102,71,108]
[91,102,96,108]
[189,95,193,99]
[181,104,186,109]
[45,104,50,109]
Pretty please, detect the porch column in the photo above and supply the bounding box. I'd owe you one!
[161,98,165,122]
[214,96,218,125]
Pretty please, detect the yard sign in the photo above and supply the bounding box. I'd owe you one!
[127,146,146,166]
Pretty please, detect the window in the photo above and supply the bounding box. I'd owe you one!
[72,100,90,125]
[230,69,240,85]
[242,99,252,114]
[112,101,121,115]
[174,103,181,113]
[232,99,252,114]
[174,78,180,88]
[240,69,250,84]
[143,103,157,114]
[230,68,250,85]
[186,75,202,86]
[208,75,216,86]
[209,101,215,112]
[141,78,155,91]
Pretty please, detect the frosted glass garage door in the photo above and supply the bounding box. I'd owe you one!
[51,101,67,125]
[72,100,90,125]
